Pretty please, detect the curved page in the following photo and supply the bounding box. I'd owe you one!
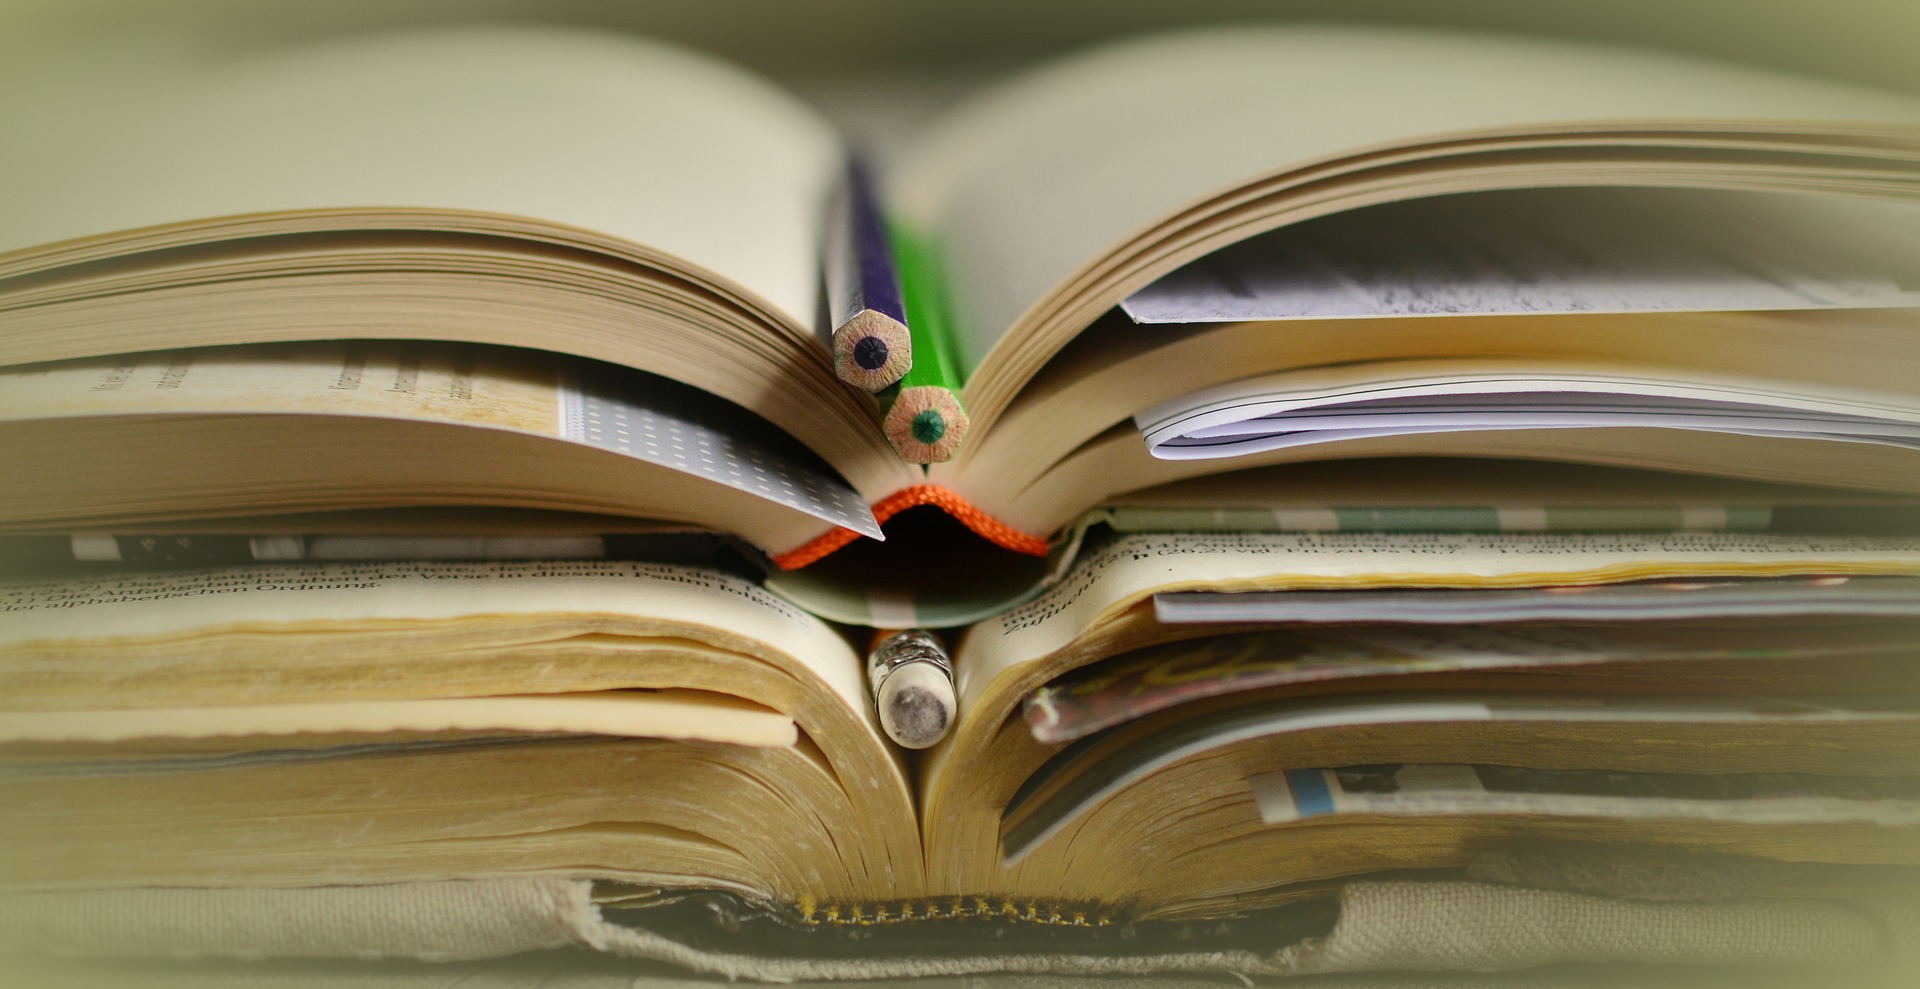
[0,691,797,749]
[1136,362,1920,462]
[0,27,840,328]
[0,343,880,550]
[894,25,1920,417]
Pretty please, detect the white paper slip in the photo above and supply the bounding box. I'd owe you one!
[1136,361,1920,462]
[1122,187,1920,323]
[1153,575,1920,625]
[1250,763,1920,828]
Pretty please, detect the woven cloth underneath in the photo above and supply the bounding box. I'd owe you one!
[1,879,1914,980]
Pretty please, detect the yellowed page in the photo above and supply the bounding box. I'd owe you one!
[0,561,869,730]
[0,343,884,542]
[893,25,1920,375]
[0,691,796,748]
[0,343,560,431]
[1,560,926,895]
[1,26,840,328]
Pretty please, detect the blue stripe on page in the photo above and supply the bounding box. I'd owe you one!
[1286,769,1337,819]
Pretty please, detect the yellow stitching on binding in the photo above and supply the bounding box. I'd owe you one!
[796,898,1120,928]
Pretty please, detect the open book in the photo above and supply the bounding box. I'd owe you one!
[7,26,1920,592]
[5,23,1920,979]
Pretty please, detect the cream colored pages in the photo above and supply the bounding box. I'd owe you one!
[0,343,883,542]
[0,561,924,896]
[0,691,797,748]
[0,343,560,430]
[0,26,839,328]
[892,25,1920,377]
[0,561,872,734]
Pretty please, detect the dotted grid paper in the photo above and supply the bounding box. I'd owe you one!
[559,375,881,539]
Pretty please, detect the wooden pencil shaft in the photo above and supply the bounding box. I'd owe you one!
[889,221,961,394]
[878,218,973,461]
[824,158,911,392]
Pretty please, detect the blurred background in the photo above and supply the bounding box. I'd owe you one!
[4,0,1920,157]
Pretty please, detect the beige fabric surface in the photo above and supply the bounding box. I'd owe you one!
[2,878,1915,981]
[0,880,584,963]
[1286,881,1897,974]
[10,957,1916,989]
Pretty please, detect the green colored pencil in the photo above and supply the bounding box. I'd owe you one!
[883,222,969,464]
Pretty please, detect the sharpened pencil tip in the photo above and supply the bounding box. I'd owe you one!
[832,311,912,392]
[883,386,968,463]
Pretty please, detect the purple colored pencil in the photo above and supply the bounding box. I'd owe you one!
[823,156,912,392]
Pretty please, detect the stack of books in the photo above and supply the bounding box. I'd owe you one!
[4,23,1920,981]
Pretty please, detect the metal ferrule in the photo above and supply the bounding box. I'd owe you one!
[866,629,951,692]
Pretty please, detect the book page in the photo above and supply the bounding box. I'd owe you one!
[891,25,1920,374]
[0,27,841,326]
[1121,188,1920,323]
[0,344,880,537]
[0,560,869,725]
[1134,361,1920,463]
[0,691,797,749]
[958,532,1920,708]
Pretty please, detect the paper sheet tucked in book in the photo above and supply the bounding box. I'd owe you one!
[1152,575,1920,625]
[1121,188,1920,323]
[0,691,797,748]
[1137,360,1920,462]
